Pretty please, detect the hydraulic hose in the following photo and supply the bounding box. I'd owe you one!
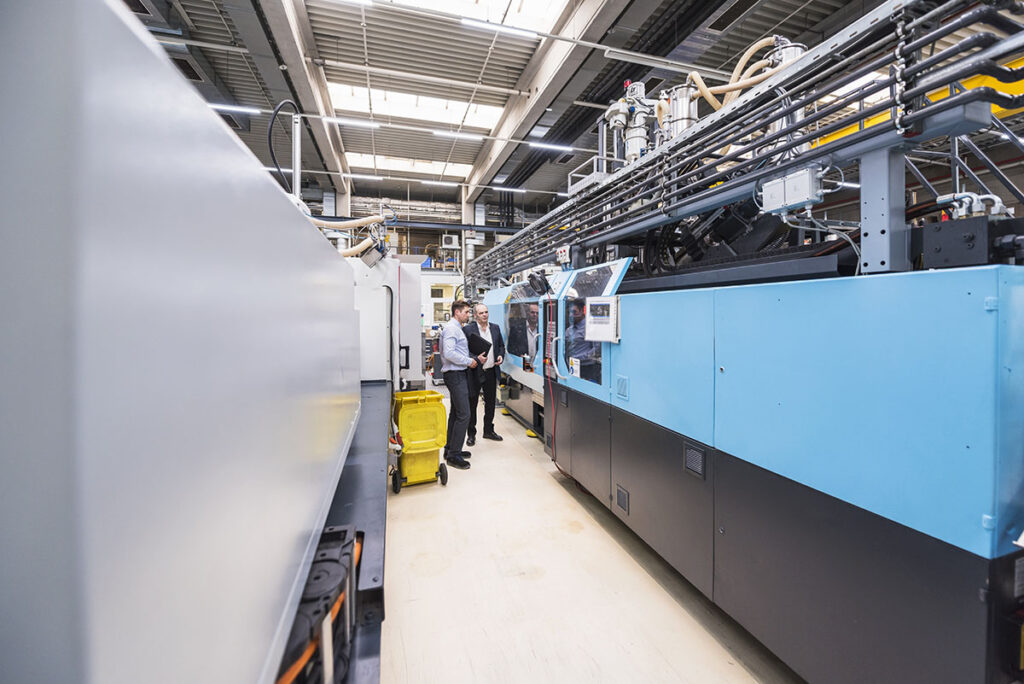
[338,236,375,257]
[688,37,778,110]
[306,214,385,230]
[267,100,299,192]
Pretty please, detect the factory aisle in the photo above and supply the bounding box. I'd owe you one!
[382,397,803,684]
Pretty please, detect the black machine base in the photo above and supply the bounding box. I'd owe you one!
[545,382,1024,684]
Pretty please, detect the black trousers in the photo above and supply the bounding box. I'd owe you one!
[468,366,498,437]
[443,369,470,454]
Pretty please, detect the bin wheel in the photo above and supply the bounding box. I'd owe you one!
[438,462,448,486]
[391,470,401,494]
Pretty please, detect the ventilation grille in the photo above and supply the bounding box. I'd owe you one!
[171,57,203,82]
[616,486,629,513]
[123,0,151,15]
[685,446,706,479]
[708,0,759,32]
[219,113,242,130]
[615,375,629,400]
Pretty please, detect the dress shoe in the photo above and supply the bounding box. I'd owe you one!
[466,435,476,446]
[483,432,503,441]
[459,450,471,458]
[445,453,470,470]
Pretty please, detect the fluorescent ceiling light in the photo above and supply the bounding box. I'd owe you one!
[346,152,472,179]
[421,180,459,187]
[557,192,569,197]
[263,166,293,173]
[602,49,720,77]
[433,130,484,141]
[345,173,384,180]
[210,103,261,116]
[323,116,381,129]
[530,142,573,152]
[461,17,537,39]
[327,83,502,129]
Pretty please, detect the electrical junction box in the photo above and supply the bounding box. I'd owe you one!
[556,245,572,264]
[762,166,823,214]
[585,296,620,343]
[441,234,460,250]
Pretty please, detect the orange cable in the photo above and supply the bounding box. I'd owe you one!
[276,537,365,684]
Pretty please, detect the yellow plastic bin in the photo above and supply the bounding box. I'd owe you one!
[391,390,448,492]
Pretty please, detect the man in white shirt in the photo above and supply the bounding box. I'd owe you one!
[440,300,485,469]
[526,302,540,361]
[462,303,505,446]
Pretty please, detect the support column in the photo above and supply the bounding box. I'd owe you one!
[859,148,910,273]
[337,190,351,218]
[461,187,475,225]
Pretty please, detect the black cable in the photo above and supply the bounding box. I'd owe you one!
[268,99,299,192]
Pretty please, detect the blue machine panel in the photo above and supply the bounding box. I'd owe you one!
[714,266,1018,558]
[996,268,1024,557]
[609,290,716,446]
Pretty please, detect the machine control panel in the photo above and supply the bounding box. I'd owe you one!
[544,300,559,379]
[584,296,620,343]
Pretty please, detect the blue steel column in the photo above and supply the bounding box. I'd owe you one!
[859,147,910,273]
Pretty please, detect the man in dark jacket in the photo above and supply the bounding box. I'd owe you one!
[463,303,505,446]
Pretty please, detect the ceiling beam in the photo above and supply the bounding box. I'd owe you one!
[258,0,353,193]
[217,0,329,185]
[464,0,630,203]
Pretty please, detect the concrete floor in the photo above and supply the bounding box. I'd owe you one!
[382,395,803,684]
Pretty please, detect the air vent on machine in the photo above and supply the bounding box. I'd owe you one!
[616,486,630,514]
[171,57,204,82]
[685,446,706,479]
[615,375,629,400]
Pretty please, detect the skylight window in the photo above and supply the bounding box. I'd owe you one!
[346,152,473,179]
[386,0,567,34]
[327,83,503,130]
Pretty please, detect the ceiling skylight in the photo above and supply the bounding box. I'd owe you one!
[328,83,503,130]
[346,152,473,179]
[384,0,567,34]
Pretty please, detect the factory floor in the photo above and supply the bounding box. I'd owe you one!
[382,390,804,684]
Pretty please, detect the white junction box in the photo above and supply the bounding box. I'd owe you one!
[585,296,620,343]
[761,166,823,213]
